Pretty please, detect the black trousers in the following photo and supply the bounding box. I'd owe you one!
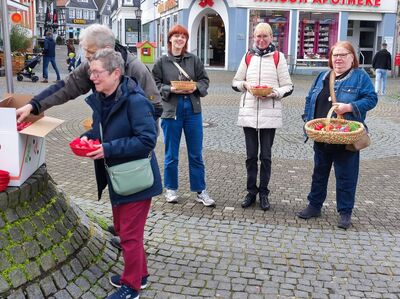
[243,127,276,196]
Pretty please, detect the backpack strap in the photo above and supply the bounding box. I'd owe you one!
[273,51,280,68]
[245,50,280,68]
[245,51,252,67]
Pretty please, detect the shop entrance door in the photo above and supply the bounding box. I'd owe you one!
[358,21,376,67]
[197,13,225,67]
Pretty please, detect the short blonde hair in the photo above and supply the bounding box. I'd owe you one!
[253,23,273,37]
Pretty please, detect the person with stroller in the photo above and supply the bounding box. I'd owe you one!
[42,32,61,83]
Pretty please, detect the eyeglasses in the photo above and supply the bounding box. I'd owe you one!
[332,52,351,58]
[255,34,270,40]
[89,69,109,78]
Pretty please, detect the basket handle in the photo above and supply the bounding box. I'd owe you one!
[325,104,343,127]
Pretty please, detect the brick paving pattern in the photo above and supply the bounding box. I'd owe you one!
[1,45,400,298]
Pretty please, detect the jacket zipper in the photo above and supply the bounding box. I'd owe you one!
[256,57,262,129]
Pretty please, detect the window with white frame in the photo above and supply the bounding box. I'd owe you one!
[76,10,82,18]
[90,11,95,20]
[83,10,88,19]
[124,0,133,5]
[69,9,75,18]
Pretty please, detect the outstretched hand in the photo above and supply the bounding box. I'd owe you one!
[16,104,33,123]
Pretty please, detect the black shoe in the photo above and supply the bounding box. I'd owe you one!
[297,205,321,219]
[110,237,122,250]
[241,193,256,208]
[259,194,270,211]
[337,213,351,230]
[107,225,117,236]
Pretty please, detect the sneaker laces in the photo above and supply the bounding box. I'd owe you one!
[197,190,215,205]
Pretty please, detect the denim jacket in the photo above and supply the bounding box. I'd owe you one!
[303,68,378,124]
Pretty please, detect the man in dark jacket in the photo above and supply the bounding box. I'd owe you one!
[372,42,392,95]
[16,24,162,122]
[42,32,61,83]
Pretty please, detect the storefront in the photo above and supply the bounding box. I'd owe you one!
[141,0,397,72]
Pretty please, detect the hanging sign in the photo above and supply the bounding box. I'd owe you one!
[199,0,214,7]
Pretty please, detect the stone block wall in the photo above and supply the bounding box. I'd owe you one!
[0,166,120,298]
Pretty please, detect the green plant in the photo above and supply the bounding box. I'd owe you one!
[10,25,31,52]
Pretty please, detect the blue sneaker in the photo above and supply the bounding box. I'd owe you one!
[107,285,139,299]
[110,274,149,290]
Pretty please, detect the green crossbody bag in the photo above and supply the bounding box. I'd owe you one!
[100,124,154,196]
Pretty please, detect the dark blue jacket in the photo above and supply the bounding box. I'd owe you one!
[43,36,56,58]
[84,76,162,206]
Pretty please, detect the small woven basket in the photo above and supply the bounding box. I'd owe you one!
[171,81,196,91]
[305,106,366,144]
[250,86,273,97]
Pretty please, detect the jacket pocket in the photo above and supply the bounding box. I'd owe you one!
[337,86,358,103]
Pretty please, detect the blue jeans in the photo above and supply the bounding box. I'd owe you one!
[308,142,360,214]
[375,69,388,95]
[43,56,61,80]
[161,96,205,192]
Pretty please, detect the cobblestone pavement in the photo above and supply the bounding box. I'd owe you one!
[1,46,400,298]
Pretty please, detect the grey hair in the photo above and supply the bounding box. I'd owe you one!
[91,49,125,76]
[79,24,115,49]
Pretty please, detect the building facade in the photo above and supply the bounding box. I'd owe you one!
[141,0,398,72]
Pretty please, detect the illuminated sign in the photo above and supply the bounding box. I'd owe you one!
[72,19,87,24]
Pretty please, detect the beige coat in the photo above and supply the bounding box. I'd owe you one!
[232,51,293,129]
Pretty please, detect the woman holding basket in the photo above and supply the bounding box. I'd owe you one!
[152,24,215,207]
[297,41,378,229]
[232,22,293,211]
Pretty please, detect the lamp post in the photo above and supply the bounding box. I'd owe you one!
[135,7,142,42]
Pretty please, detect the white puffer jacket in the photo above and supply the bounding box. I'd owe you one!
[232,51,293,129]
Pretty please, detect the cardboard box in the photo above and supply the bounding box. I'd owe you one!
[0,94,64,186]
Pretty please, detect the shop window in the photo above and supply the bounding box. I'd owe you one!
[297,12,338,61]
[249,10,290,55]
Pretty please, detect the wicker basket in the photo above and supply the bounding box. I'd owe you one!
[171,80,196,91]
[305,106,366,144]
[250,86,273,97]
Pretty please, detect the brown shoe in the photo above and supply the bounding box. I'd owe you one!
[41,79,48,83]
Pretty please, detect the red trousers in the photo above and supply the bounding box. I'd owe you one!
[112,199,151,291]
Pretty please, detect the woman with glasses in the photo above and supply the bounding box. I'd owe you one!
[152,24,215,207]
[82,48,162,299]
[232,22,293,211]
[297,41,378,229]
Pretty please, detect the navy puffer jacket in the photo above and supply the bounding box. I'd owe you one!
[84,76,162,206]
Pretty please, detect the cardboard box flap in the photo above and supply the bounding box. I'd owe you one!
[20,116,64,137]
[2,93,34,109]
[0,107,17,131]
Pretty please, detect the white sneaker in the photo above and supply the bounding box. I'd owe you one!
[165,189,178,203]
[196,190,215,207]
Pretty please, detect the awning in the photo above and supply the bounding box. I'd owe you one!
[7,0,29,11]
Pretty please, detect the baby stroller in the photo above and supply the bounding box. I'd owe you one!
[16,53,41,82]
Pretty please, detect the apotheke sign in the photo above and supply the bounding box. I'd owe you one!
[253,0,380,5]
[240,0,396,11]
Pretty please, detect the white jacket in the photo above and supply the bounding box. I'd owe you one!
[232,51,293,129]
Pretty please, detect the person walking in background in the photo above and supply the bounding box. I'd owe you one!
[42,32,61,83]
[152,24,215,207]
[82,49,162,299]
[372,42,392,96]
[297,41,378,229]
[232,22,293,211]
